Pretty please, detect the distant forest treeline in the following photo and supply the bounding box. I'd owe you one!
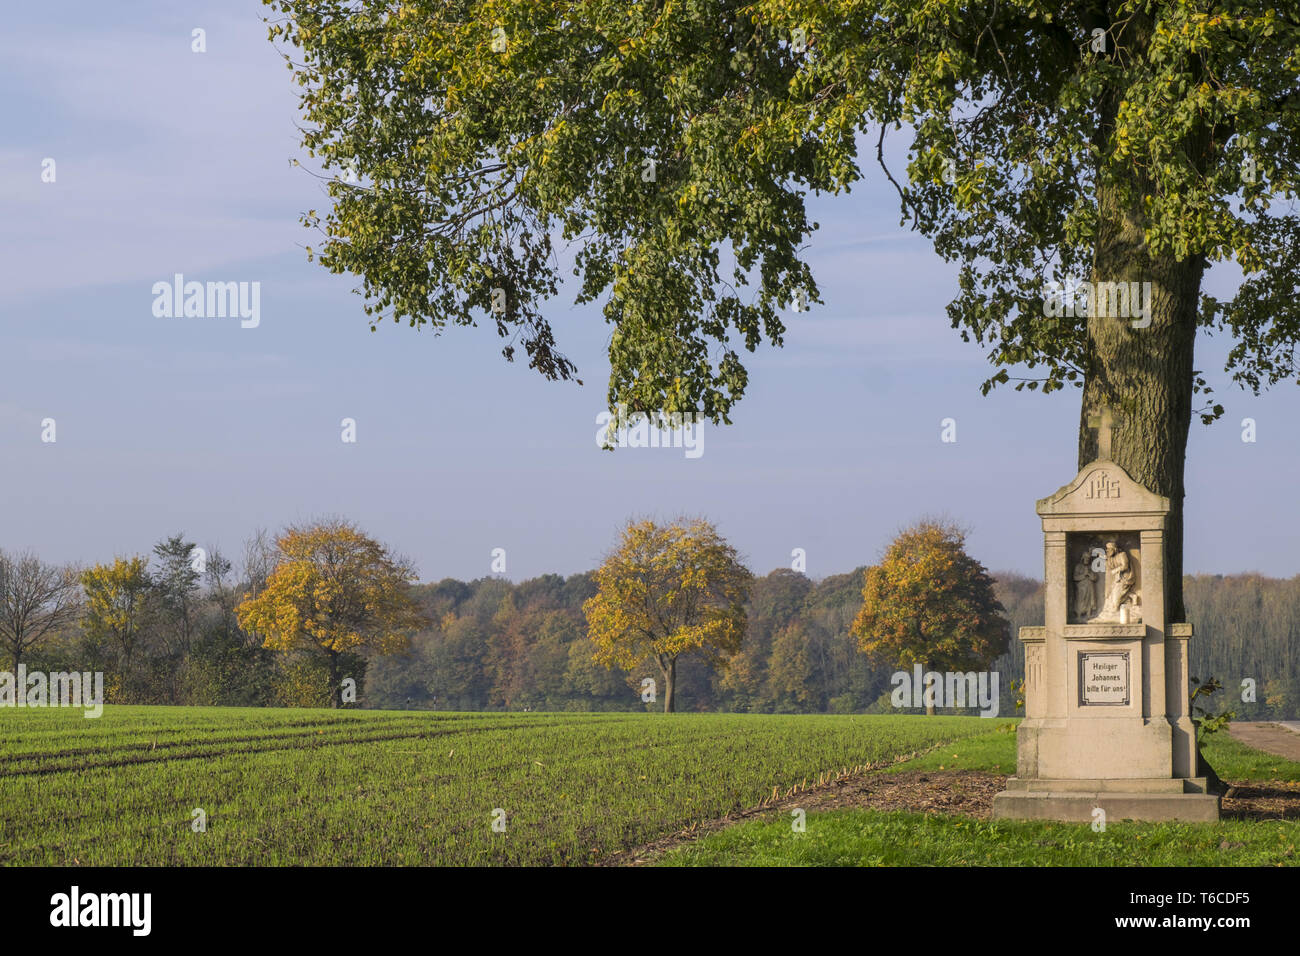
[27,555,1300,719]
[365,570,1300,720]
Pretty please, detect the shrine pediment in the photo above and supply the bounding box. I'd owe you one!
[1036,460,1169,517]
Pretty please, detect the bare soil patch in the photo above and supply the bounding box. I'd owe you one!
[1221,780,1300,821]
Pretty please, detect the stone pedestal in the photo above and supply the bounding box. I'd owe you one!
[992,459,1220,823]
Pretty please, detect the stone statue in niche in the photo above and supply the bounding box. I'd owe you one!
[1101,540,1134,612]
[1072,551,1098,622]
[1090,539,1141,623]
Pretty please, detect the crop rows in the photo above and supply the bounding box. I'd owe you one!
[0,706,992,865]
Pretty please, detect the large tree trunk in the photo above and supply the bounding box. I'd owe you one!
[1080,73,1207,626]
[1076,16,1206,629]
[1080,229,1203,625]
[328,650,341,709]
[663,658,676,714]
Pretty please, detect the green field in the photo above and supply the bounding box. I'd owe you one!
[657,729,1300,866]
[5,708,1295,866]
[0,707,988,865]
[654,809,1300,866]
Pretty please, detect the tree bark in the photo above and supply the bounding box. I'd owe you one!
[328,650,341,709]
[1077,15,1209,627]
[1080,187,1204,626]
[663,657,676,714]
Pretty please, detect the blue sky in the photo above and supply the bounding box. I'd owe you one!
[1,1,1295,583]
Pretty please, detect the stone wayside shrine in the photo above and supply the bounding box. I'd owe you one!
[993,413,1221,822]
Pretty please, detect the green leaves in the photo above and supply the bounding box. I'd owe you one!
[271,0,1300,419]
[852,519,1009,672]
[584,518,752,710]
[270,0,825,421]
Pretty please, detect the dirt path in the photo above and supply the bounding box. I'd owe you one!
[1227,721,1300,762]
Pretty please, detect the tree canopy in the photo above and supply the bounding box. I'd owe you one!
[81,557,153,674]
[0,550,80,671]
[583,517,752,711]
[236,518,426,706]
[852,520,1010,693]
[267,0,1300,617]
[264,1,1300,395]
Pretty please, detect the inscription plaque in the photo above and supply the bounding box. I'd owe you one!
[1079,651,1130,706]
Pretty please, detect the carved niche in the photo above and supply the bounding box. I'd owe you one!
[1067,532,1142,624]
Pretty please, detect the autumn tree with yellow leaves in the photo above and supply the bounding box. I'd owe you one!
[81,556,152,674]
[584,519,751,713]
[236,519,425,708]
[852,521,1009,715]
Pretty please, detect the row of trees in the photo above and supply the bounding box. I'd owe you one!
[7,517,1299,718]
[1,527,384,707]
[2,518,1001,712]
